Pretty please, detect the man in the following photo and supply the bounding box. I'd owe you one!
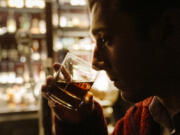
[42,0,180,134]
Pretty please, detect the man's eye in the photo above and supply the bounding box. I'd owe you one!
[97,36,112,48]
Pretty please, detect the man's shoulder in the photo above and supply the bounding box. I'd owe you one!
[136,96,154,108]
[113,97,154,135]
[125,96,153,117]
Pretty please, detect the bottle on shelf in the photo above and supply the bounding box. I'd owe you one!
[0,45,8,84]
[19,13,31,32]
[8,0,15,7]
[0,0,7,7]
[30,18,40,34]
[7,43,17,84]
[39,19,46,34]
[8,0,24,8]
[7,11,17,33]
[40,39,48,61]
[52,12,59,27]
[31,40,40,61]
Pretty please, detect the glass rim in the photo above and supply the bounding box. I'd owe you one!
[62,52,93,68]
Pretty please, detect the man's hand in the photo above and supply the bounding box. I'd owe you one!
[41,63,95,123]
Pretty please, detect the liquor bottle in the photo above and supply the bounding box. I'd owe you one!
[0,46,8,84]
[39,19,46,34]
[7,11,17,33]
[30,18,40,34]
[19,14,31,31]
[7,44,17,84]
[16,29,32,83]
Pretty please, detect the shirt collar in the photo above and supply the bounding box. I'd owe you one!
[149,96,175,134]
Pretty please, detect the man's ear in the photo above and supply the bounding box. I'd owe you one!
[160,8,180,50]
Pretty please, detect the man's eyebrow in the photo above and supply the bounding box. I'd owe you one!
[91,27,108,36]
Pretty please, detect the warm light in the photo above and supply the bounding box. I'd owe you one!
[20,56,26,63]
[24,93,35,104]
[83,44,92,51]
[41,52,47,60]
[16,77,23,84]
[7,17,17,33]
[25,83,31,88]
[72,17,80,27]
[60,16,67,27]
[32,40,39,51]
[0,27,7,35]
[7,24,16,33]
[31,52,40,61]
[25,0,34,8]
[31,18,40,34]
[70,0,79,6]
[53,37,63,51]
[70,0,86,6]
[35,0,45,8]
[72,44,79,50]
[7,72,16,84]
[14,92,22,104]
[39,20,46,34]
[0,73,8,84]
[79,0,86,5]
[93,71,109,91]
[34,82,44,97]
[0,0,7,7]
[53,13,59,27]
[23,71,30,82]
[14,0,24,8]
[108,124,115,134]
[8,0,15,7]
[39,71,46,81]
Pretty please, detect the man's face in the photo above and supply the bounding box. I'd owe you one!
[90,2,162,102]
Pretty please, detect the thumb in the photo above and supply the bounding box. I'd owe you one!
[84,92,93,105]
[79,92,94,112]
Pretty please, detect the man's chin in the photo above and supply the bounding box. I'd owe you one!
[120,91,148,103]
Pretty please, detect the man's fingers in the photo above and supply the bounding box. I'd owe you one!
[78,92,94,113]
[41,84,48,93]
[53,63,71,82]
[46,75,54,85]
[60,66,71,82]
[48,99,56,108]
[84,92,93,103]
[53,63,61,71]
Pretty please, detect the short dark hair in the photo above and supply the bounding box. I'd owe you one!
[88,0,180,39]
[88,0,180,12]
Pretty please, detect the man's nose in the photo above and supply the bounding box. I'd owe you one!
[92,47,106,70]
